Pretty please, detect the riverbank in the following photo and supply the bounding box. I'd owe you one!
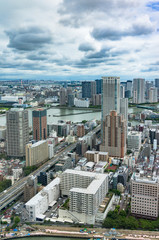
[48,105,101,112]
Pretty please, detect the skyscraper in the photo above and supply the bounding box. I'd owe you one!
[100,111,127,158]
[60,87,66,105]
[133,78,145,103]
[95,79,102,94]
[32,108,47,141]
[82,81,96,98]
[6,108,29,157]
[102,76,120,121]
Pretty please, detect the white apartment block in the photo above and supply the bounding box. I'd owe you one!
[127,131,142,151]
[131,172,159,219]
[60,169,108,224]
[26,140,49,166]
[26,177,60,221]
[74,98,90,108]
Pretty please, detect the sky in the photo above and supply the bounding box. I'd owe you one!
[0,0,159,81]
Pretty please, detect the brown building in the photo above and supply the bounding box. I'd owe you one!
[92,94,101,106]
[24,176,37,202]
[77,124,85,137]
[32,108,47,141]
[100,110,126,158]
[85,150,108,163]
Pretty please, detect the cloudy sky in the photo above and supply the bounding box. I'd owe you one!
[0,0,159,81]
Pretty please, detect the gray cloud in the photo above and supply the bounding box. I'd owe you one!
[91,22,154,40]
[78,43,95,52]
[6,26,53,51]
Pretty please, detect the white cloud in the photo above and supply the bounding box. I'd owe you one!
[0,0,158,80]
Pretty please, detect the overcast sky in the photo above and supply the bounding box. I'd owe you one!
[0,0,159,81]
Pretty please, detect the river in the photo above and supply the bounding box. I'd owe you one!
[16,237,87,240]
[0,106,142,128]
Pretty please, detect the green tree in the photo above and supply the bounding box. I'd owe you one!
[14,216,20,225]
[119,210,127,217]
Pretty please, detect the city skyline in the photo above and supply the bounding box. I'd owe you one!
[0,0,159,80]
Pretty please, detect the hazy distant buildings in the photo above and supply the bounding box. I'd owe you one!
[6,108,29,157]
[133,78,145,104]
[101,111,127,158]
[33,108,47,141]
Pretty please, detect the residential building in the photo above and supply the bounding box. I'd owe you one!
[60,88,66,105]
[24,176,37,203]
[100,111,127,158]
[55,156,72,172]
[60,169,108,224]
[120,85,125,98]
[131,172,159,219]
[32,108,47,141]
[92,94,101,106]
[38,172,50,186]
[126,80,132,97]
[26,140,49,166]
[68,94,75,107]
[120,98,128,122]
[127,131,142,151]
[26,178,60,221]
[77,124,85,137]
[6,108,29,157]
[133,78,145,103]
[149,87,158,103]
[85,150,108,163]
[74,98,90,108]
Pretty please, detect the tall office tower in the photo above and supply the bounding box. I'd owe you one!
[120,98,128,122]
[120,85,125,98]
[100,111,126,158]
[126,80,132,97]
[155,79,159,100]
[95,79,102,94]
[149,87,158,103]
[60,87,66,105]
[102,76,120,121]
[6,108,29,157]
[133,78,145,103]
[82,81,96,98]
[32,108,47,141]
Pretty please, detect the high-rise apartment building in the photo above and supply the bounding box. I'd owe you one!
[126,80,132,97]
[133,78,145,103]
[131,172,159,219]
[68,94,75,107]
[102,76,120,121]
[32,108,47,141]
[82,81,96,99]
[100,111,126,158]
[6,108,29,157]
[149,87,158,103]
[60,87,67,105]
[155,79,159,101]
[120,98,128,123]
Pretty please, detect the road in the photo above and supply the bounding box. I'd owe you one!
[0,124,101,211]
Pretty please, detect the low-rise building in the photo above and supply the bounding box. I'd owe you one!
[85,150,108,163]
